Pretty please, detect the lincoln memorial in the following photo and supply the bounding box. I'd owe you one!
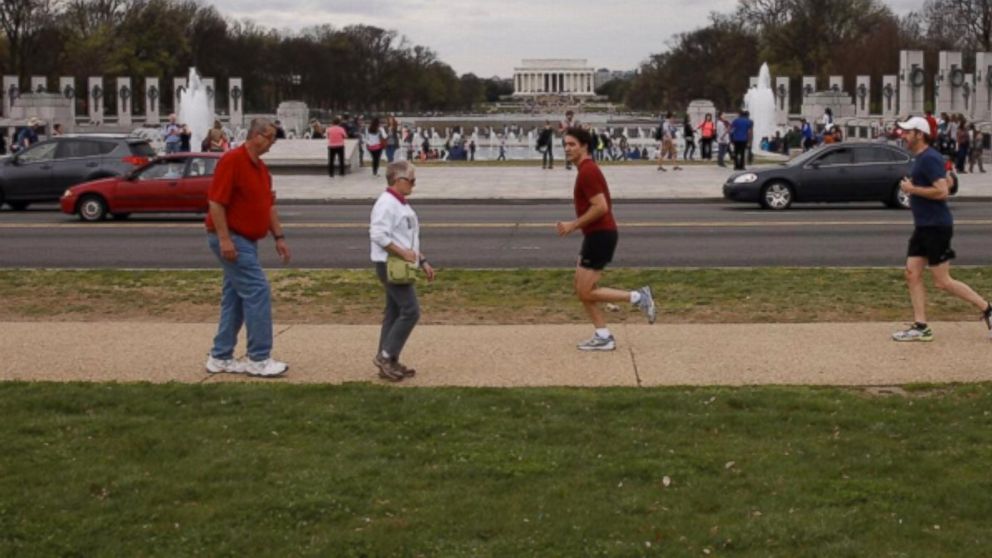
[512,59,595,96]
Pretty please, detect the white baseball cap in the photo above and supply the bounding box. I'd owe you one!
[897,116,930,136]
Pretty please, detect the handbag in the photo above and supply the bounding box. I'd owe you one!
[386,254,418,284]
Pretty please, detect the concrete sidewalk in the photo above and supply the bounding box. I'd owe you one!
[269,164,992,203]
[4,321,990,386]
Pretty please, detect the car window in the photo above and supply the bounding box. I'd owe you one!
[18,142,57,163]
[136,159,186,181]
[97,141,117,155]
[814,148,853,166]
[186,158,218,177]
[56,140,102,160]
[854,147,893,164]
[884,148,911,163]
[129,142,157,158]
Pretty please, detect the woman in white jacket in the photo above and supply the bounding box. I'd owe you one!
[369,161,436,381]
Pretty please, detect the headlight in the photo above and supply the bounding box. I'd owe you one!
[62,189,73,198]
[733,173,758,184]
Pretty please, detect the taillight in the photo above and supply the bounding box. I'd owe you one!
[122,156,148,166]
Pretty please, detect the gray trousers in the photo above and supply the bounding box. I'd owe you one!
[375,262,421,359]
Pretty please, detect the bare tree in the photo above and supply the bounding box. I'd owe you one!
[921,0,992,51]
[0,0,62,78]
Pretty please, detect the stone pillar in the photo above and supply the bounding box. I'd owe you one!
[145,78,160,124]
[228,77,244,128]
[976,52,992,122]
[88,77,104,124]
[899,50,925,117]
[855,76,871,117]
[802,76,816,100]
[115,77,132,127]
[881,75,898,118]
[936,51,965,114]
[59,77,75,123]
[775,77,790,122]
[202,77,216,117]
[3,76,18,117]
[173,77,187,116]
[963,73,975,120]
[31,76,46,94]
[829,76,843,93]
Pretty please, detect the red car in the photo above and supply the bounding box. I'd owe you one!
[60,153,222,221]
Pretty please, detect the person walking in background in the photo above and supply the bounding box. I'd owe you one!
[537,121,554,169]
[497,134,507,161]
[366,117,387,176]
[730,111,753,171]
[559,110,579,170]
[179,124,191,153]
[469,138,476,161]
[385,115,400,163]
[402,125,414,161]
[162,114,181,154]
[682,114,697,161]
[954,115,969,173]
[697,113,715,160]
[968,124,985,173]
[890,116,992,343]
[326,116,348,178]
[801,118,814,151]
[207,120,229,152]
[369,160,435,382]
[274,120,287,140]
[556,127,656,352]
[204,118,291,377]
[716,111,731,167]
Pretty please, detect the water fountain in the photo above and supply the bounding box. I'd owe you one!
[178,67,213,152]
[743,63,778,154]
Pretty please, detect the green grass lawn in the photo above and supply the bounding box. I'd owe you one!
[2,383,990,556]
[3,267,992,324]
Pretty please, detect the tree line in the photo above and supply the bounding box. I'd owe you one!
[620,0,992,113]
[0,0,512,114]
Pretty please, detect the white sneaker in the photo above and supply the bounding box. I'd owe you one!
[244,358,288,377]
[205,355,246,374]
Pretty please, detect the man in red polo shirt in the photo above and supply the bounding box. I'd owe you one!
[556,127,656,351]
[204,118,292,377]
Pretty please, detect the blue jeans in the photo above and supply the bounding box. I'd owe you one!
[165,141,181,154]
[207,233,273,361]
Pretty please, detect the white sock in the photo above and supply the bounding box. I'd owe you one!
[595,328,611,339]
[379,350,391,360]
[630,291,641,304]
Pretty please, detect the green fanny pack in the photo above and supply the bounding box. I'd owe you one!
[386,254,418,284]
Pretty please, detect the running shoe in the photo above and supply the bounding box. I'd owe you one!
[891,324,934,342]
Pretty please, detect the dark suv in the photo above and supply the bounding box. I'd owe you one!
[0,135,156,210]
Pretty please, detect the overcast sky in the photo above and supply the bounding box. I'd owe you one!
[210,0,923,78]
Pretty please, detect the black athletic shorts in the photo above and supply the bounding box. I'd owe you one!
[907,226,956,266]
[579,230,618,270]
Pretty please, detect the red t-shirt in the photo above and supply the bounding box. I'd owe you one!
[573,158,617,234]
[205,145,275,241]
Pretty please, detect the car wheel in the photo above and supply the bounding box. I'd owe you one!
[888,185,911,209]
[78,195,108,222]
[8,201,29,211]
[760,181,793,210]
[112,213,131,220]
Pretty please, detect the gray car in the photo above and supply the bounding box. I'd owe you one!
[0,135,156,210]
[723,143,917,210]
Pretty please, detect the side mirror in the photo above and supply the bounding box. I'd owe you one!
[810,162,821,169]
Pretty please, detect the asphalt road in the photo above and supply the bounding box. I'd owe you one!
[2,201,991,268]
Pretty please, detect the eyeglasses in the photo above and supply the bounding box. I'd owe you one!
[261,133,277,143]
[398,177,416,184]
